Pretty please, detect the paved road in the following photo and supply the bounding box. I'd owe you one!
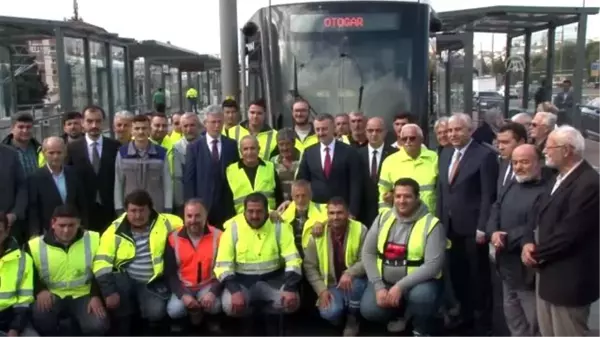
[585,138,599,168]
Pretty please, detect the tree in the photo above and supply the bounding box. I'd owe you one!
[12,46,48,108]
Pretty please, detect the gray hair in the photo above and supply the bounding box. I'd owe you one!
[114,110,134,119]
[483,109,503,125]
[203,105,223,116]
[239,135,259,149]
[400,123,424,139]
[181,112,199,121]
[511,112,532,123]
[449,112,474,131]
[276,128,296,143]
[551,125,585,156]
[534,112,557,129]
[42,136,65,149]
[434,117,449,130]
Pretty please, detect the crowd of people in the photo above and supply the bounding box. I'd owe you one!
[0,98,597,337]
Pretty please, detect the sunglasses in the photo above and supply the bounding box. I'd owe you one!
[401,136,417,142]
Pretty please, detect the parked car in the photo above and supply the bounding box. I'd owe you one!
[474,91,504,111]
[580,97,600,141]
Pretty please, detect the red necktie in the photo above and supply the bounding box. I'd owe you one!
[323,147,332,178]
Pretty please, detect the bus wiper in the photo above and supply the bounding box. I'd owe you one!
[290,55,318,117]
[340,53,364,111]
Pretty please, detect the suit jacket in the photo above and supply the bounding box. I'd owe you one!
[183,135,239,217]
[296,141,362,216]
[27,166,88,236]
[0,144,27,220]
[497,159,512,198]
[436,140,499,236]
[358,145,396,226]
[523,161,599,306]
[65,137,120,228]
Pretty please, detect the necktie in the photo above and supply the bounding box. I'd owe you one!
[211,139,219,162]
[323,147,332,178]
[91,141,100,174]
[371,150,379,181]
[449,151,462,183]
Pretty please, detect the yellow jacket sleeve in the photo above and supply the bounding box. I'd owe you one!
[279,222,302,275]
[16,252,35,307]
[93,226,118,278]
[214,226,236,282]
[378,156,394,213]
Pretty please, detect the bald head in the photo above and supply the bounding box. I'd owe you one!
[511,144,541,183]
[42,136,65,150]
[42,136,66,168]
[365,117,386,147]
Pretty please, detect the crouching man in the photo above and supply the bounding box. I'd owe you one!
[215,193,302,335]
[29,205,108,336]
[360,178,446,336]
[164,199,223,333]
[303,197,368,336]
[0,212,37,337]
[92,190,182,335]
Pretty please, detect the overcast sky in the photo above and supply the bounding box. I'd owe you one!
[3,0,599,54]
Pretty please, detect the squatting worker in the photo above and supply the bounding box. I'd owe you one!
[28,205,108,336]
[93,190,182,335]
[0,212,36,337]
[164,199,223,334]
[215,193,302,335]
[361,178,446,336]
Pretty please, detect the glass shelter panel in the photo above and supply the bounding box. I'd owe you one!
[133,59,145,111]
[0,45,10,118]
[111,46,127,111]
[168,67,180,112]
[90,41,108,112]
[64,37,88,110]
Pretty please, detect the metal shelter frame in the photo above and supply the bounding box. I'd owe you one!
[127,40,220,111]
[436,5,599,127]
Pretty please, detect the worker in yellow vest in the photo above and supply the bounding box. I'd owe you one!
[215,193,302,335]
[168,111,184,143]
[378,124,438,214]
[0,213,36,337]
[227,99,278,161]
[185,87,199,113]
[360,178,446,335]
[28,205,108,336]
[92,190,182,335]
[226,135,284,214]
[276,180,327,251]
[149,113,175,175]
[303,197,368,336]
[289,99,319,154]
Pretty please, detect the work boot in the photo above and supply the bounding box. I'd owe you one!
[342,314,360,336]
[205,315,223,335]
[387,317,407,333]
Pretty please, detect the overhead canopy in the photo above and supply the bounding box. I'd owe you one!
[0,15,128,44]
[128,40,220,72]
[436,33,465,52]
[439,6,600,38]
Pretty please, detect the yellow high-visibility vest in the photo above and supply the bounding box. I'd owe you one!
[228,125,278,161]
[92,213,182,283]
[294,134,319,154]
[226,161,276,214]
[376,210,442,279]
[29,231,100,299]
[315,219,364,286]
[0,243,34,311]
[281,201,327,248]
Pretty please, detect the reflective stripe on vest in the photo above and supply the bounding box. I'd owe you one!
[376,211,441,278]
[0,252,27,300]
[216,220,283,275]
[316,220,362,286]
[38,232,94,289]
[227,162,277,212]
[173,229,221,287]
[234,126,241,143]
[262,131,275,160]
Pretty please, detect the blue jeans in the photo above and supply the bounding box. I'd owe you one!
[360,280,442,335]
[167,285,222,319]
[320,277,368,323]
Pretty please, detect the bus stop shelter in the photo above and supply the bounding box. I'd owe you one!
[437,5,599,126]
[127,40,220,111]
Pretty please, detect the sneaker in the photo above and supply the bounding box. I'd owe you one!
[342,314,360,336]
[387,317,407,332]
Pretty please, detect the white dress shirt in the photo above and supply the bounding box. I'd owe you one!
[85,134,103,163]
[206,134,222,159]
[502,163,515,186]
[368,144,384,176]
[448,139,472,180]
[551,160,583,195]
[320,141,336,169]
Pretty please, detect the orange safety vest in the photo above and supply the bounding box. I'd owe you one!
[168,225,222,289]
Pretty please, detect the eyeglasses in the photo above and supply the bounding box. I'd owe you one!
[366,128,383,133]
[400,136,417,142]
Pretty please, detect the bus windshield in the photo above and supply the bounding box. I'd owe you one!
[286,32,413,119]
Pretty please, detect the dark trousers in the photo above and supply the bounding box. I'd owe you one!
[155,103,166,113]
[89,203,115,233]
[448,232,493,335]
[31,294,109,336]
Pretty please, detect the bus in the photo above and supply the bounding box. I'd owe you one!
[240,0,442,137]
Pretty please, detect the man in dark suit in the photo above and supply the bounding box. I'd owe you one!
[184,106,239,228]
[65,105,120,232]
[436,113,498,334]
[28,137,87,237]
[358,117,395,226]
[522,125,598,336]
[496,122,528,197]
[296,113,362,217]
[0,143,27,242]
